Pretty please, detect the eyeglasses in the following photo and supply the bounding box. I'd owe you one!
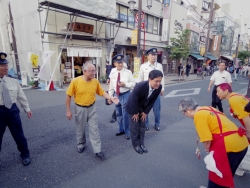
[182,110,187,114]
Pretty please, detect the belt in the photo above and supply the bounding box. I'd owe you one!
[75,102,95,108]
[117,90,130,96]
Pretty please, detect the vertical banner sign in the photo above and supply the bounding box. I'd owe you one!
[38,51,54,80]
[213,35,219,51]
[133,57,141,79]
[131,30,138,45]
[200,46,206,56]
[162,0,171,42]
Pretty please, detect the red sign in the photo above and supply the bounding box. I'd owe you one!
[135,12,145,23]
[135,22,146,29]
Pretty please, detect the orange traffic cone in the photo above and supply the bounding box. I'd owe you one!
[49,80,55,91]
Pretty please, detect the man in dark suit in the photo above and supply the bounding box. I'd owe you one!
[126,70,163,154]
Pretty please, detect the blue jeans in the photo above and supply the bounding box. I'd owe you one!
[115,91,130,136]
[146,95,161,127]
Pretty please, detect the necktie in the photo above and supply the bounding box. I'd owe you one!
[116,72,120,96]
[2,81,12,109]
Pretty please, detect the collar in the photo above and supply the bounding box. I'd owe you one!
[0,75,6,82]
[148,83,154,92]
[116,67,124,72]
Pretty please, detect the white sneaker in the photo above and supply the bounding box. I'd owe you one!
[235,168,245,176]
[199,186,207,188]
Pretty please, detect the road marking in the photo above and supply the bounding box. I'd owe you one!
[164,88,201,98]
[239,83,248,84]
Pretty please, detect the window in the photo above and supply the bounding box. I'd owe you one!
[153,17,159,34]
[128,10,135,29]
[147,15,153,33]
[120,6,128,27]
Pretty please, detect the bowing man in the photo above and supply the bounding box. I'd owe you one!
[108,54,135,140]
[126,70,163,154]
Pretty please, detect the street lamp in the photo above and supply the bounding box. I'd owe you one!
[147,0,152,10]
[128,0,136,13]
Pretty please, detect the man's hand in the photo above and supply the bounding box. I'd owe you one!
[66,110,72,120]
[160,91,164,96]
[207,87,210,92]
[140,112,147,121]
[118,82,126,87]
[26,111,32,118]
[111,97,119,104]
[132,113,139,122]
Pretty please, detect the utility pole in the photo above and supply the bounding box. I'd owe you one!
[137,0,142,58]
[234,34,240,65]
[202,0,214,70]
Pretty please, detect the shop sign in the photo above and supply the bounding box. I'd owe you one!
[131,30,138,45]
[67,22,94,34]
[213,35,219,51]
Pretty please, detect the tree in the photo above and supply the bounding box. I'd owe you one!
[237,50,250,63]
[166,29,191,63]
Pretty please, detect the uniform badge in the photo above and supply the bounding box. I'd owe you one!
[153,49,156,52]
[117,56,121,60]
[1,55,5,59]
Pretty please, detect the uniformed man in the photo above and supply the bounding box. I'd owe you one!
[207,62,232,113]
[0,52,32,166]
[138,48,164,131]
[108,54,135,140]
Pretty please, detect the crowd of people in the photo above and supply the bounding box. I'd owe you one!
[1,49,250,188]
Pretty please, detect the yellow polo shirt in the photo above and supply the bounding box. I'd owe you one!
[194,106,248,152]
[66,77,105,106]
[228,92,249,119]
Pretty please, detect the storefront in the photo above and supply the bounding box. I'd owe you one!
[60,47,102,84]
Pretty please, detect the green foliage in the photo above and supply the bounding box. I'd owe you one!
[166,29,191,61]
[237,51,250,63]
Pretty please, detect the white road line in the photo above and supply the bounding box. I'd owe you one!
[164,88,201,98]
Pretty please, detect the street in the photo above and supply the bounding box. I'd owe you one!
[0,76,250,188]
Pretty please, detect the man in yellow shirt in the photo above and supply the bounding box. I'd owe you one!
[178,97,248,188]
[66,63,117,158]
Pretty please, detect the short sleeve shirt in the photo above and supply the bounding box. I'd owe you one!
[66,77,104,106]
[229,93,249,119]
[210,70,232,85]
[194,106,248,152]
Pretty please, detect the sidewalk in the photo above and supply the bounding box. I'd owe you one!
[100,73,202,91]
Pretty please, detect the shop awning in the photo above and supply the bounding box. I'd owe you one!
[206,54,218,60]
[190,53,204,60]
[220,55,233,61]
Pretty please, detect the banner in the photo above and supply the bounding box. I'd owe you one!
[37,51,54,80]
[133,57,141,79]
[131,30,138,45]
[213,36,219,51]
[200,46,205,56]
[163,0,171,19]
[67,47,102,57]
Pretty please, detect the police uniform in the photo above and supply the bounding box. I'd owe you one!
[138,48,164,131]
[0,52,32,166]
[109,54,136,139]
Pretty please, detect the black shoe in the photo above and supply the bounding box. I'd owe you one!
[110,118,116,123]
[22,157,31,166]
[140,145,148,153]
[77,147,85,153]
[146,127,149,131]
[115,131,125,136]
[155,126,160,131]
[96,152,104,158]
[125,135,130,140]
[134,146,143,154]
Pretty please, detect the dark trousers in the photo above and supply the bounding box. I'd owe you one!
[186,69,190,77]
[208,147,248,188]
[212,85,223,112]
[0,104,29,158]
[129,114,146,147]
[111,109,116,120]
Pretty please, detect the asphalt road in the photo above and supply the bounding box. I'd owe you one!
[0,76,250,188]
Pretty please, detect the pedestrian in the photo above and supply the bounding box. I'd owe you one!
[126,70,163,154]
[138,48,164,131]
[178,97,248,188]
[108,54,135,140]
[66,62,118,158]
[207,62,232,112]
[217,83,250,176]
[178,63,183,78]
[0,52,32,166]
[185,62,191,77]
[234,66,240,81]
[105,61,112,85]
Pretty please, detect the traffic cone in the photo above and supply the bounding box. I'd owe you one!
[49,80,55,91]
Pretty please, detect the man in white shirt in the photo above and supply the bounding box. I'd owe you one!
[138,48,164,131]
[208,62,232,112]
[109,54,136,140]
